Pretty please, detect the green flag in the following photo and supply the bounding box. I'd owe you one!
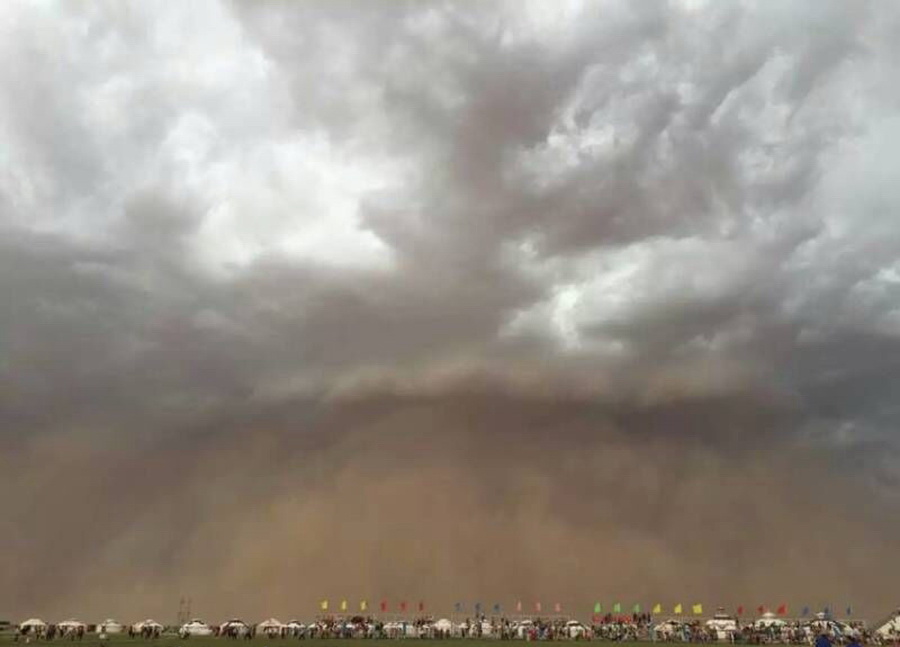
[594,602,602,614]
[613,602,622,613]
[633,604,641,613]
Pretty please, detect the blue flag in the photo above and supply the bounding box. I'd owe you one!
[824,607,831,617]
[802,607,810,617]
[454,602,462,613]
[846,606,852,617]
[475,602,482,614]
[493,603,501,614]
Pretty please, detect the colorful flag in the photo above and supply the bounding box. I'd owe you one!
[693,604,703,615]
[652,604,662,614]
[493,603,501,614]
[380,600,387,613]
[516,601,522,613]
[535,602,542,613]
[554,603,562,613]
[340,600,348,612]
[594,602,602,614]
[674,604,683,615]
[633,604,641,613]
[757,606,765,615]
[824,607,831,616]
[613,603,622,613]
[400,601,407,612]
[475,602,482,614]
[801,607,810,617]
[737,606,744,617]
[360,601,368,612]
[846,606,852,617]
[320,600,329,611]
[777,604,786,616]
[418,601,425,613]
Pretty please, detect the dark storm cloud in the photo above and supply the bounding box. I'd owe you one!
[1,0,900,622]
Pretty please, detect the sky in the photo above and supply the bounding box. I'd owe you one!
[2,0,900,624]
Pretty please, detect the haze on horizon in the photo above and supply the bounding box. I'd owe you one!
[2,0,900,623]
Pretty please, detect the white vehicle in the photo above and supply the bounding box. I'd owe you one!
[97,619,124,634]
[706,609,738,641]
[179,619,214,637]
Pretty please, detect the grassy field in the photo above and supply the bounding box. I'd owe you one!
[0,639,653,647]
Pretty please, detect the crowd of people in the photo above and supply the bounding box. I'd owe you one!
[11,613,900,645]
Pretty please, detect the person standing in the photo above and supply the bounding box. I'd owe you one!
[816,631,832,647]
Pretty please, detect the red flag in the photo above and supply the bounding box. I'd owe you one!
[418,601,425,612]
[554,602,562,613]
[400,601,407,612]
[757,606,765,615]
[535,602,542,613]
[380,600,387,612]
[777,604,787,616]
[737,606,744,616]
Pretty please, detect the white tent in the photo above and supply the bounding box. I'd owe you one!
[97,619,124,634]
[434,618,453,633]
[754,612,786,629]
[565,620,588,639]
[706,609,738,640]
[221,619,249,630]
[19,619,47,634]
[132,620,164,632]
[876,611,900,638]
[179,619,213,636]
[258,618,284,631]
[58,619,87,631]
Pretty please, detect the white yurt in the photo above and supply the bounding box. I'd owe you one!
[220,619,249,631]
[654,619,686,640]
[706,608,738,640]
[754,612,786,629]
[132,620,164,633]
[565,620,588,639]
[58,619,87,632]
[180,619,213,636]
[19,619,47,634]
[97,619,124,634]
[434,618,453,634]
[876,610,900,638]
[257,618,284,634]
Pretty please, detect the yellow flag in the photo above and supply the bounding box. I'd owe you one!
[652,604,662,614]
[693,604,703,615]
[674,604,683,614]
[360,600,368,612]
[320,600,329,611]
[341,600,348,612]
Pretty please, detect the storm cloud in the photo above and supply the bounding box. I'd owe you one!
[2,0,900,622]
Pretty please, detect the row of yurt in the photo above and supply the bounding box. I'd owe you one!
[18,618,155,635]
